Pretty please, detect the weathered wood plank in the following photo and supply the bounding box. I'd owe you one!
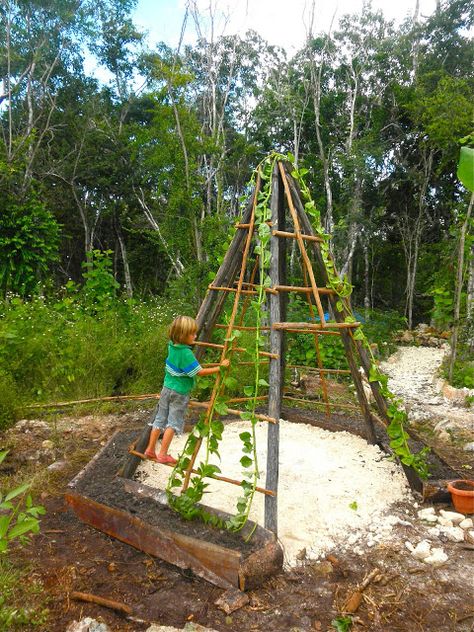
[265,163,286,534]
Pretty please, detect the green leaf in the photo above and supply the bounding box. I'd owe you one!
[240,456,253,468]
[0,450,9,466]
[7,517,40,540]
[239,432,252,441]
[258,378,269,387]
[349,501,358,511]
[0,515,11,539]
[331,616,353,632]
[5,483,30,502]
[214,400,228,416]
[457,146,474,191]
[244,385,254,397]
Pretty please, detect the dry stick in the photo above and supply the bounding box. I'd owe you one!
[272,229,323,243]
[182,175,261,492]
[302,264,331,416]
[282,396,360,411]
[288,364,351,375]
[274,284,335,294]
[272,321,360,330]
[128,449,275,496]
[278,161,327,325]
[208,285,278,295]
[70,591,132,616]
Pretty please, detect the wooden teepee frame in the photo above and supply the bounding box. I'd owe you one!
[125,159,396,535]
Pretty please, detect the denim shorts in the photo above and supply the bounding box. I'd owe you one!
[151,386,190,435]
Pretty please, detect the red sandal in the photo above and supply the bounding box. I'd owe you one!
[156,454,177,465]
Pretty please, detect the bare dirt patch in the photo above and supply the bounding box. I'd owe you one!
[2,406,474,631]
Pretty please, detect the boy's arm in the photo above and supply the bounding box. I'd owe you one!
[197,358,230,376]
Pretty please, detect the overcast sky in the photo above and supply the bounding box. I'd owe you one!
[133,0,439,53]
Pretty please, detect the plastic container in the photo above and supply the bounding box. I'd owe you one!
[447,480,474,514]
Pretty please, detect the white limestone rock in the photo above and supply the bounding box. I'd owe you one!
[418,507,436,517]
[412,540,432,560]
[439,510,465,524]
[424,548,448,567]
[437,517,454,528]
[459,518,474,530]
[439,526,465,543]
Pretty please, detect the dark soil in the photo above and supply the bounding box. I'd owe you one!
[72,429,258,554]
[4,407,474,632]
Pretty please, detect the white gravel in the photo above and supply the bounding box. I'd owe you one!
[135,419,412,566]
[380,345,474,434]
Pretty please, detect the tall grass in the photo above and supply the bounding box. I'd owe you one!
[0,294,183,428]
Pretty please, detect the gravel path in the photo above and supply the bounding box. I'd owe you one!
[380,345,474,434]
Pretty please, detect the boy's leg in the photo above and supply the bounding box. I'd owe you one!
[144,427,162,458]
[156,391,189,464]
[145,387,171,459]
[158,427,175,457]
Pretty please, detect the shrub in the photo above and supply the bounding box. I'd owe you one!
[0,371,19,431]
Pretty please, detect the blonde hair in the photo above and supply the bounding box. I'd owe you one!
[169,315,198,344]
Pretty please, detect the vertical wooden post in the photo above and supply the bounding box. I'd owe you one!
[265,164,285,534]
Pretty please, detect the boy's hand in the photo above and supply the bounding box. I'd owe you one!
[221,358,230,368]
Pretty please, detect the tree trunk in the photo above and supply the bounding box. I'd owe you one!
[115,217,133,298]
[363,238,371,314]
[449,192,474,381]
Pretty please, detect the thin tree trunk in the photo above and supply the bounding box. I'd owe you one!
[134,187,185,276]
[449,192,474,380]
[467,242,474,320]
[115,217,133,298]
[363,238,371,314]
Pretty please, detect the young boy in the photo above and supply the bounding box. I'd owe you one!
[145,315,229,464]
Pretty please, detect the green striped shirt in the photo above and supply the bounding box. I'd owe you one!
[163,342,202,395]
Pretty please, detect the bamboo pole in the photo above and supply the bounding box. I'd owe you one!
[272,321,360,330]
[282,396,361,411]
[214,324,271,331]
[129,449,275,496]
[272,230,323,242]
[274,284,335,295]
[287,364,351,375]
[208,285,278,295]
[278,161,327,326]
[182,175,261,491]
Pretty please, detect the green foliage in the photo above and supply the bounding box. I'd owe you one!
[81,250,120,312]
[0,371,19,431]
[0,192,60,298]
[331,616,353,632]
[458,146,474,192]
[446,359,474,389]
[0,451,46,554]
[0,559,49,629]
[430,286,453,329]
[362,309,407,358]
[0,294,178,404]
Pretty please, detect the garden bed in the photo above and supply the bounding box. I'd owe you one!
[66,429,283,591]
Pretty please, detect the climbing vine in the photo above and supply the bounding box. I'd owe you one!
[166,154,277,537]
[287,154,430,480]
[166,150,429,534]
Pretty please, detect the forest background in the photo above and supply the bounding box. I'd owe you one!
[0,0,473,427]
